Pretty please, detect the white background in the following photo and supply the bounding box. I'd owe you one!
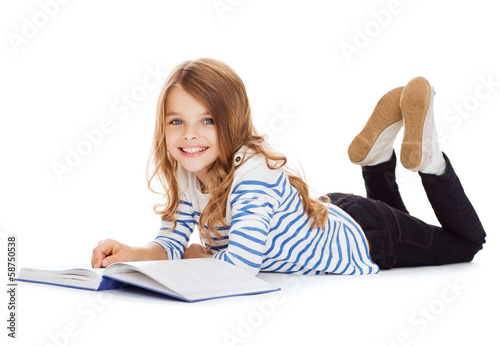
[1,0,499,345]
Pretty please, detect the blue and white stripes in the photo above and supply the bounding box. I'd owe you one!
[152,149,379,276]
[153,200,196,260]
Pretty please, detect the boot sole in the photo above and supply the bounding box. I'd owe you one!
[348,86,403,165]
[400,77,432,170]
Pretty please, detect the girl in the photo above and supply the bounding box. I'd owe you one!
[91,58,486,275]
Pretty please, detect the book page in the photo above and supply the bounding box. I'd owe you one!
[105,259,278,301]
[18,265,103,290]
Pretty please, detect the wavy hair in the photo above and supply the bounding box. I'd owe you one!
[147,58,329,247]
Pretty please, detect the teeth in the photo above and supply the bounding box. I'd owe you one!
[181,147,207,153]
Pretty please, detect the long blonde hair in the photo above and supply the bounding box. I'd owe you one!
[147,58,329,246]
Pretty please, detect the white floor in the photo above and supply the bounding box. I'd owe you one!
[9,254,497,346]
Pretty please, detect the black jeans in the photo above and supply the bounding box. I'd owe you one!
[326,152,486,269]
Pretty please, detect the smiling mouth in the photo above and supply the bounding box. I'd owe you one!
[180,147,208,153]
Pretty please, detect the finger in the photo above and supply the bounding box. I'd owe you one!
[91,254,105,268]
[93,254,103,269]
[101,252,126,268]
[92,239,118,268]
[91,242,104,267]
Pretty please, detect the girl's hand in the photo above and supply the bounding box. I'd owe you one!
[91,239,135,268]
[183,244,213,259]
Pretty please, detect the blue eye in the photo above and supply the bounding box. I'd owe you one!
[171,119,183,125]
[203,118,215,125]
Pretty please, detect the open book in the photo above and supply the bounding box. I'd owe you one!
[17,259,279,302]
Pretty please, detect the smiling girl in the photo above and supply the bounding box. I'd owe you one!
[91,58,485,275]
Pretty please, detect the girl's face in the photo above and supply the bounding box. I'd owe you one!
[164,85,219,186]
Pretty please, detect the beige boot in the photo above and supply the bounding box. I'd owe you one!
[400,77,445,174]
[348,86,403,166]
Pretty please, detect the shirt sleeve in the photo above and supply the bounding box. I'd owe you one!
[213,165,283,276]
[151,198,195,260]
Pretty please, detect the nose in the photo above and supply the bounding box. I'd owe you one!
[182,124,199,140]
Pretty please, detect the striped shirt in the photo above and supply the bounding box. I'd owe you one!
[152,147,379,276]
